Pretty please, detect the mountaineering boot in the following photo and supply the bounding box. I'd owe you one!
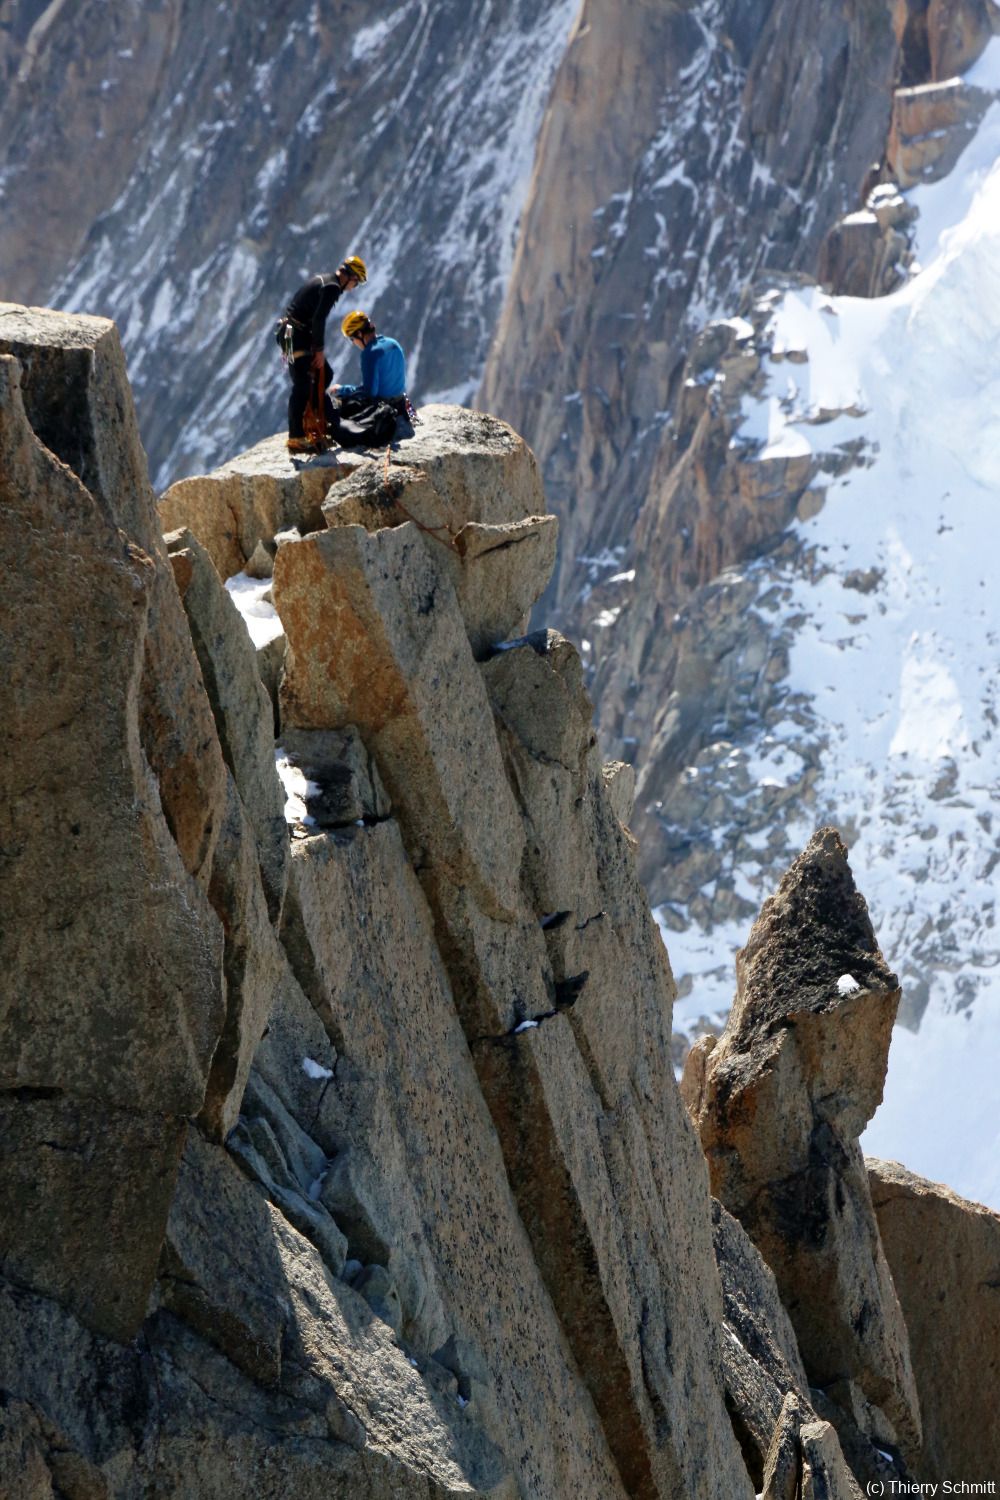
[286,436,316,454]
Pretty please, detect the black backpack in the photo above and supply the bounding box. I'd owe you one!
[330,399,399,449]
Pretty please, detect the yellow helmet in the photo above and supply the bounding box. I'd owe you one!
[342,254,367,284]
[342,311,374,339]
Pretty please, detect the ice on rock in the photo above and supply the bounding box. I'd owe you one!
[302,1057,334,1082]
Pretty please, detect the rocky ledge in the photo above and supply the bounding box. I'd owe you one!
[0,303,996,1500]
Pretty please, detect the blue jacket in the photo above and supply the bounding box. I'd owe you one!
[339,335,406,400]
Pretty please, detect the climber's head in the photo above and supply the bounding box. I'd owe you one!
[342,311,376,347]
[338,255,367,290]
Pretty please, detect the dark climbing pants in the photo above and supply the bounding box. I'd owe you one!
[288,353,334,439]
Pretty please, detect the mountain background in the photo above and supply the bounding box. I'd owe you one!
[3,0,999,1207]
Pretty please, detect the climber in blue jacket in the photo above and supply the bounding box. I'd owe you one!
[335,311,407,409]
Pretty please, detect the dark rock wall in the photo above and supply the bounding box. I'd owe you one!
[480,0,903,615]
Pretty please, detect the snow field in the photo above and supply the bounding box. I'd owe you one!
[663,41,1000,1208]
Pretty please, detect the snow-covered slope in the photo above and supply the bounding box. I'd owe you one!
[668,41,1000,1209]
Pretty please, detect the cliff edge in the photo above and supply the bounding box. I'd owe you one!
[1,303,995,1499]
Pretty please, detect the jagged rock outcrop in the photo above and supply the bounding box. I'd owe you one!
[270,409,754,1498]
[817,183,917,297]
[926,0,997,78]
[710,1203,859,1495]
[164,526,288,922]
[2,309,771,1498]
[1,301,294,1169]
[0,311,227,1341]
[0,301,226,880]
[868,1159,1000,1487]
[684,830,921,1480]
[159,439,353,581]
[2,304,992,1500]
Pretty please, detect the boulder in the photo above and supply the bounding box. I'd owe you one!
[868,1158,1000,1485]
[319,1147,394,1268]
[320,411,555,655]
[688,829,921,1461]
[278,725,391,829]
[817,211,909,298]
[158,433,358,580]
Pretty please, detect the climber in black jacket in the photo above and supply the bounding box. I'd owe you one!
[276,255,367,452]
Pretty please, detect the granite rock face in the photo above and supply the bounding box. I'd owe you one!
[685,830,921,1475]
[2,307,764,1498]
[481,0,909,617]
[164,526,288,921]
[868,1159,1000,1487]
[272,431,755,1498]
[0,325,226,1341]
[0,301,228,883]
[4,305,987,1500]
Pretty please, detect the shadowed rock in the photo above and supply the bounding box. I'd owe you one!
[165,526,289,921]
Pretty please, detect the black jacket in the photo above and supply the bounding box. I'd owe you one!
[285,274,345,352]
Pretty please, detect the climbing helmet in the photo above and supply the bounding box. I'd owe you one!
[342,311,374,340]
[342,255,368,284]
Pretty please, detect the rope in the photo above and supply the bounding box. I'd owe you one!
[303,358,329,451]
[383,476,461,553]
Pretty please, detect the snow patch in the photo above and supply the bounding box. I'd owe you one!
[302,1057,334,1081]
[225,572,283,649]
[275,751,320,829]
